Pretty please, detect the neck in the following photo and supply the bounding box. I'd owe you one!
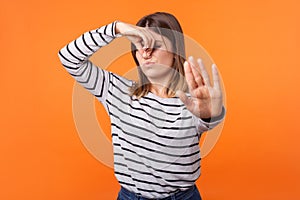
[149,83,176,98]
[150,84,167,97]
[146,68,176,98]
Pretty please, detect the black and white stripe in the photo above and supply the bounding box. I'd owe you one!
[58,21,224,199]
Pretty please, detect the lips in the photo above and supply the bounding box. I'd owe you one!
[143,61,156,66]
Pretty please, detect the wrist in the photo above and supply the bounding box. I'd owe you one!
[115,21,124,35]
[201,106,225,122]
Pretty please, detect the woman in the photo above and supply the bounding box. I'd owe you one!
[58,12,225,200]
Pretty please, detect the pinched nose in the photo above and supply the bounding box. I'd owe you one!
[142,50,152,59]
[137,47,153,59]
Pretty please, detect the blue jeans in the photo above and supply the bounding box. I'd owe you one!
[117,185,202,200]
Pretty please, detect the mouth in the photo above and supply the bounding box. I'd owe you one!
[143,62,156,67]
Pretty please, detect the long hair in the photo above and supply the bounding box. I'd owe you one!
[130,12,188,98]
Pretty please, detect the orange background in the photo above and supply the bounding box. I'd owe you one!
[1,0,300,199]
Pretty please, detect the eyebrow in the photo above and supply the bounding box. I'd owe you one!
[155,40,163,43]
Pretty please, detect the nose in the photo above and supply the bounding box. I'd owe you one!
[141,48,152,59]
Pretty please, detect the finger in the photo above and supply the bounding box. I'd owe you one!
[144,42,154,57]
[145,29,157,57]
[141,29,153,49]
[184,60,197,91]
[175,90,193,109]
[212,64,221,90]
[131,38,145,58]
[188,56,204,86]
[134,42,143,55]
[145,27,156,50]
[197,58,211,87]
[138,29,150,49]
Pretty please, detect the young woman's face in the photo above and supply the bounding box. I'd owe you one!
[135,29,175,82]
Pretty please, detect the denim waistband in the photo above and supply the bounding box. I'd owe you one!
[118,185,196,200]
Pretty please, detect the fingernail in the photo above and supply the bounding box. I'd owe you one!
[188,56,193,61]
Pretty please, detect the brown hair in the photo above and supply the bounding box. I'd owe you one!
[130,12,188,98]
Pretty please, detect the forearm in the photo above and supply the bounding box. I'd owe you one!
[115,21,123,35]
[57,21,120,103]
[58,21,119,73]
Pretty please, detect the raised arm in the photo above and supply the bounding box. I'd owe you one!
[58,21,119,103]
[58,21,159,103]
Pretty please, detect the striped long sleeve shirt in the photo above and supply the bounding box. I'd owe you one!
[58,21,225,199]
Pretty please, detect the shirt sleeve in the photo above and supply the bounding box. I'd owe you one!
[58,21,121,104]
[192,106,226,134]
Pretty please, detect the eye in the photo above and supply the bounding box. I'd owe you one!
[153,42,162,50]
[154,44,161,49]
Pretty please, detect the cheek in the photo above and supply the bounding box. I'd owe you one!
[158,52,174,66]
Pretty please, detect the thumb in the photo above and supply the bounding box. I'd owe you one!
[176,90,192,108]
